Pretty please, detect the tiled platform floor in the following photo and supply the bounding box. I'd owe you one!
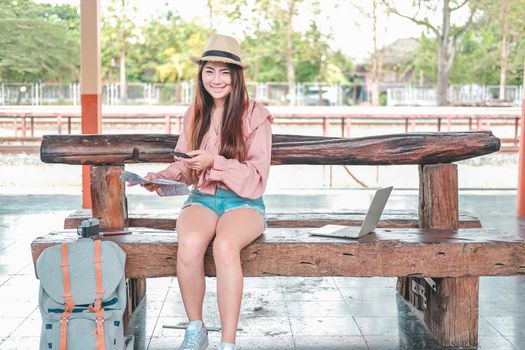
[0,191,523,349]
[1,272,524,349]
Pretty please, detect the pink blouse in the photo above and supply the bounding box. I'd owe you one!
[156,101,272,199]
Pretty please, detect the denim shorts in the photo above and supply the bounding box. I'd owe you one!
[183,188,266,221]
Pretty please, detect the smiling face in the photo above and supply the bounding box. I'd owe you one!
[201,61,232,105]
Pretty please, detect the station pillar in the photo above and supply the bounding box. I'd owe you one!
[80,0,102,208]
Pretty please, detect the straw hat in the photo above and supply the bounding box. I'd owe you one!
[190,34,249,69]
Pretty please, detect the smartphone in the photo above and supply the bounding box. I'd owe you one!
[171,150,191,159]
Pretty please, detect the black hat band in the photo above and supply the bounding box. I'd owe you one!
[202,50,241,62]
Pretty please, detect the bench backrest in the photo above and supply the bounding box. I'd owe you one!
[39,131,500,232]
[41,132,499,165]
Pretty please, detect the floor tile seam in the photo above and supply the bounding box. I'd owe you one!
[278,278,286,307]
[0,264,43,301]
[333,275,351,296]
[0,274,15,287]
[351,314,370,348]
[144,307,157,350]
[500,334,520,349]
[281,287,293,318]
[303,278,368,348]
[3,305,38,341]
[145,278,173,350]
[333,275,360,317]
[277,276,285,291]
[281,282,298,350]
[15,262,32,276]
[0,239,21,254]
[480,315,513,339]
[287,314,297,350]
[361,334,374,350]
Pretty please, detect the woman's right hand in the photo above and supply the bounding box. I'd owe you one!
[142,172,162,192]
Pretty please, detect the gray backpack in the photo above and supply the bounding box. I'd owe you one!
[36,238,132,350]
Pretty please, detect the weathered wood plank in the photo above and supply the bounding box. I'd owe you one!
[90,165,128,230]
[426,277,479,347]
[123,277,146,327]
[416,163,477,348]
[40,132,500,165]
[399,165,460,305]
[31,228,525,279]
[63,209,482,230]
[419,164,459,229]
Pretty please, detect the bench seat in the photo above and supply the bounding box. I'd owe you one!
[63,209,482,230]
[31,227,525,279]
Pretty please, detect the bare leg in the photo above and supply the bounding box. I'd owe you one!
[213,208,265,343]
[176,205,218,321]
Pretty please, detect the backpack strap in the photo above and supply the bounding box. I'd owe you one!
[89,239,106,350]
[60,243,75,350]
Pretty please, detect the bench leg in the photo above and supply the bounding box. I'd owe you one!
[398,276,479,348]
[425,276,479,348]
[398,164,479,347]
[90,165,128,230]
[397,277,427,310]
[124,277,147,327]
[398,163,460,314]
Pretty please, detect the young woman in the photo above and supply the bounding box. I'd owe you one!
[142,34,272,350]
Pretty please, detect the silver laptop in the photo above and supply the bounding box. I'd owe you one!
[309,186,393,239]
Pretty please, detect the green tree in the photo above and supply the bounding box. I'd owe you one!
[450,22,500,85]
[216,0,303,103]
[477,0,525,98]
[0,0,79,82]
[219,0,354,86]
[124,14,209,102]
[409,34,439,85]
[382,0,478,106]
[136,15,210,82]
[242,29,287,82]
[213,0,282,81]
[409,30,497,86]
[350,0,388,105]
[101,0,138,103]
[295,22,351,85]
[409,0,525,89]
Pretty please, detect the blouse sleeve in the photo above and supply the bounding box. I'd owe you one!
[156,108,192,184]
[208,105,272,199]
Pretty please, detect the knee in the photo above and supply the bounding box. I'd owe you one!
[212,238,240,266]
[177,236,209,266]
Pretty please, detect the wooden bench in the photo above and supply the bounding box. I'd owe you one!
[31,130,519,349]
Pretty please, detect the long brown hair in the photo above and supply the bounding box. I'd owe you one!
[187,61,249,185]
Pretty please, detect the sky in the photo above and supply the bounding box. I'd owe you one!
[34,0,458,63]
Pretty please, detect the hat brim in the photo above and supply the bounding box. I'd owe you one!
[190,55,249,70]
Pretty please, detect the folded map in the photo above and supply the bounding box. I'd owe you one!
[121,170,190,196]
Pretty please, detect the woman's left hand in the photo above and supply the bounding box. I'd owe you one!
[184,150,214,171]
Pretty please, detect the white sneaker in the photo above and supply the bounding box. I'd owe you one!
[177,320,209,350]
[217,342,236,350]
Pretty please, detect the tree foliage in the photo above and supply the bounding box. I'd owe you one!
[140,16,211,83]
[2,0,524,89]
[409,0,525,86]
[0,0,79,82]
[382,0,478,105]
[0,0,356,85]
